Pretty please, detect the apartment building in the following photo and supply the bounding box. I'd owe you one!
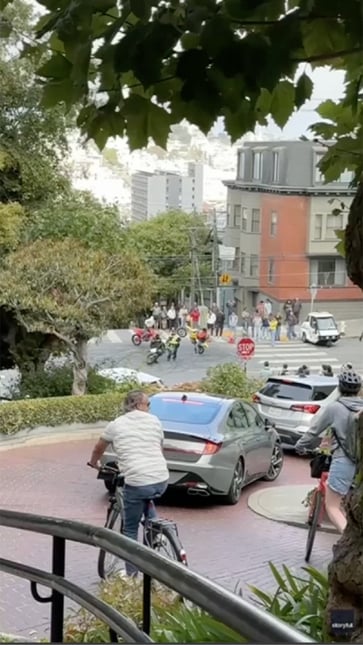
[131,163,203,221]
[223,141,361,318]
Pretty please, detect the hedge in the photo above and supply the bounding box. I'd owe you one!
[0,391,127,436]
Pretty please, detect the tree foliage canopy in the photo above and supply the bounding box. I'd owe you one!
[5,0,362,183]
[123,211,213,300]
[0,238,154,343]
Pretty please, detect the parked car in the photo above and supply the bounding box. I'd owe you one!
[99,391,283,504]
[253,375,339,448]
[97,367,163,387]
[300,312,340,345]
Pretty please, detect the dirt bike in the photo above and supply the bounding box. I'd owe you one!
[131,327,158,346]
[146,342,166,365]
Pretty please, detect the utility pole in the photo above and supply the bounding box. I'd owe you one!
[212,209,220,307]
[189,230,196,306]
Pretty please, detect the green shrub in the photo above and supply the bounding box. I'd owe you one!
[249,563,329,642]
[201,363,262,400]
[64,577,244,644]
[0,391,127,435]
[12,366,117,399]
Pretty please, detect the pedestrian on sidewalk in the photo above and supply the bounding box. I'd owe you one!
[215,309,225,338]
[229,311,238,340]
[253,310,262,341]
[269,315,278,346]
[275,313,282,342]
[207,309,216,335]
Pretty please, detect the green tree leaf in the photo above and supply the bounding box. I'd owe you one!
[37,52,72,79]
[295,72,313,109]
[123,95,171,149]
[130,0,150,21]
[270,80,295,128]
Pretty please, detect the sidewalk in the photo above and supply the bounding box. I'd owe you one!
[248,484,337,534]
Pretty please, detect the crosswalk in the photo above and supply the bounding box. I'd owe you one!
[88,330,125,344]
[250,340,343,375]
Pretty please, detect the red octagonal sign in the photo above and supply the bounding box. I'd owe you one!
[237,337,255,360]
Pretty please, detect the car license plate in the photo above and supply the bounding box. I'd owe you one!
[268,406,282,417]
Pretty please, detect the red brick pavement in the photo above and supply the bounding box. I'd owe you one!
[0,440,335,639]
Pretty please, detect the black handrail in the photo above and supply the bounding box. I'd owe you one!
[0,509,316,643]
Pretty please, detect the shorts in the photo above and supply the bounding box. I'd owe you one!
[327,455,356,496]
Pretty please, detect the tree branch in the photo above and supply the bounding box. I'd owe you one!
[51,329,75,351]
[292,47,362,63]
[86,296,111,309]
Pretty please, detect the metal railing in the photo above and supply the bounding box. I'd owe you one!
[0,509,316,643]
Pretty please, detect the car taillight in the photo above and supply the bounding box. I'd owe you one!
[252,394,260,403]
[290,404,321,414]
[202,441,222,455]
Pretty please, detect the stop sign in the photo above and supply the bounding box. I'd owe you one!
[237,337,255,360]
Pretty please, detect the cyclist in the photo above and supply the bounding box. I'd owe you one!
[88,390,169,576]
[295,370,363,533]
[320,363,334,376]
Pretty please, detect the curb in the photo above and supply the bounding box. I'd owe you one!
[0,423,105,452]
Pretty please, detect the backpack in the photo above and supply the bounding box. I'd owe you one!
[334,404,363,463]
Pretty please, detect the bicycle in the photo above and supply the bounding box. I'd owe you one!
[88,464,188,580]
[304,452,330,563]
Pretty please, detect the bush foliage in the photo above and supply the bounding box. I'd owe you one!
[64,576,244,644]
[202,363,262,399]
[12,366,117,399]
[249,563,329,642]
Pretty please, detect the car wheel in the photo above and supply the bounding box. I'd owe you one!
[263,443,284,481]
[224,459,244,505]
[301,332,307,343]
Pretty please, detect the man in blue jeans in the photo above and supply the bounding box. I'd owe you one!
[88,390,169,576]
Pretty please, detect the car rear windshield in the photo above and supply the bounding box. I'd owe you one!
[260,379,336,402]
[150,397,220,424]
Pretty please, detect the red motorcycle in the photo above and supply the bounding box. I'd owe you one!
[131,327,157,346]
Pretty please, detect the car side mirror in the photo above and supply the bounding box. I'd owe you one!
[264,418,275,431]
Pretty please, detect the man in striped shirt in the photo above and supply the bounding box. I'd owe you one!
[89,390,169,576]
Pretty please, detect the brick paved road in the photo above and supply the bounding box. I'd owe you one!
[0,441,335,639]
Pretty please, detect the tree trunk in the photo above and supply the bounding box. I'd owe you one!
[325,412,363,642]
[345,180,363,290]
[72,337,88,396]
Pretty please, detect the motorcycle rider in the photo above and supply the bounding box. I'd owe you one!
[149,334,165,363]
[295,370,363,533]
[195,327,208,354]
[166,329,181,361]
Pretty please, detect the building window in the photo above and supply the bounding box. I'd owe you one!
[326,212,344,239]
[310,257,347,287]
[250,254,259,277]
[238,152,245,179]
[241,208,248,231]
[272,152,279,183]
[251,208,261,233]
[240,252,245,274]
[338,169,354,183]
[233,204,241,227]
[314,214,323,240]
[233,246,240,271]
[268,258,275,284]
[226,203,231,227]
[252,152,263,180]
[270,211,278,237]
[314,151,325,183]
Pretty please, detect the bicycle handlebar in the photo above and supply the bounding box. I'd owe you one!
[87,462,120,474]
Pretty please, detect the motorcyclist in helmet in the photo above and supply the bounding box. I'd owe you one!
[295,370,363,533]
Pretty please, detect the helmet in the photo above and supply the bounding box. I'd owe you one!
[338,370,362,394]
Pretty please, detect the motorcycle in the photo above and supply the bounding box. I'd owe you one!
[196,340,208,355]
[131,327,157,346]
[146,341,166,365]
[131,326,186,346]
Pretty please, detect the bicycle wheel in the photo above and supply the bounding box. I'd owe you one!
[305,490,323,563]
[98,507,123,579]
[146,524,191,605]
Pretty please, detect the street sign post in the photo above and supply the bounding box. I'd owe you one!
[237,337,255,372]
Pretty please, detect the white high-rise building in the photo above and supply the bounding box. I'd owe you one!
[131,163,203,221]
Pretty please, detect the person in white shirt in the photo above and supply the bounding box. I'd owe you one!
[207,309,216,335]
[88,390,169,576]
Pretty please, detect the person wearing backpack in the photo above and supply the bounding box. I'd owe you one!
[295,370,363,534]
